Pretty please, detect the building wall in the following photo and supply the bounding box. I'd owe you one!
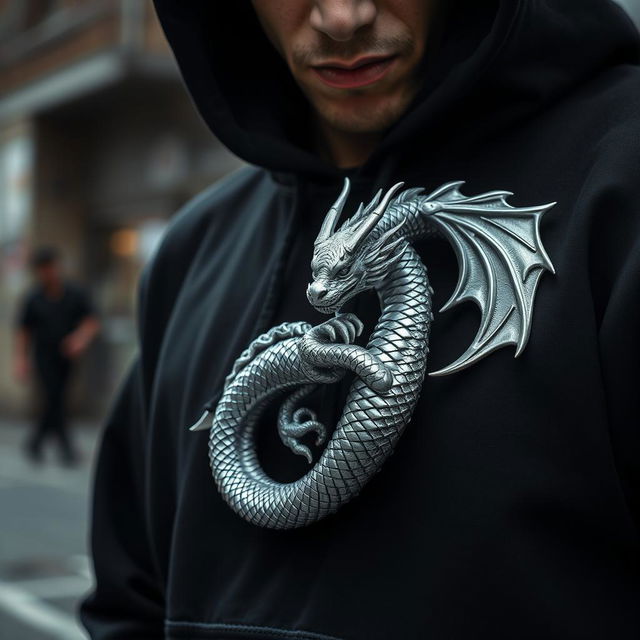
[616,0,640,24]
[0,121,35,416]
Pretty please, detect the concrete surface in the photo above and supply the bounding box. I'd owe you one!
[0,419,100,640]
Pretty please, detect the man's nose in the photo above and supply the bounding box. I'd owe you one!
[310,0,377,42]
[307,281,329,303]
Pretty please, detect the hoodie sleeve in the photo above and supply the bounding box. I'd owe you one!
[79,361,165,639]
[80,242,167,637]
[588,134,640,530]
[598,231,640,528]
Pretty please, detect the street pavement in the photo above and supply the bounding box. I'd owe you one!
[0,419,100,640]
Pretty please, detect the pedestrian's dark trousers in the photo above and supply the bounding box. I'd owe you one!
[30,354,73,459]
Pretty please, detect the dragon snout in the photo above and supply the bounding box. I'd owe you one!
[307,281,328,305]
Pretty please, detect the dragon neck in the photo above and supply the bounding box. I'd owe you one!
[368,244,431,358]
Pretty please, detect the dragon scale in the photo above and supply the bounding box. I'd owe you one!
[199,180,556,529]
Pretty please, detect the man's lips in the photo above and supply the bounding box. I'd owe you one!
[311,55,397,89]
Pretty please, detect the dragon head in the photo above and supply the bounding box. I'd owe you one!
[307,179,407,314]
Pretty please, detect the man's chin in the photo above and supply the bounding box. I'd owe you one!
[311,87,416,135]
[319,105,398,135]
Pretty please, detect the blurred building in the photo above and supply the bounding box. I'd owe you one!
[0,0,242,417]
[616,0,640,24]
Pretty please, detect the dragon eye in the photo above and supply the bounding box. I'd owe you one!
[337,267,350,278]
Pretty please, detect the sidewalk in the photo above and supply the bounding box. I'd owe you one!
[0,419,101,640]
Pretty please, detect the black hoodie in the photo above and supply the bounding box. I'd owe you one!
[81,1,640,638]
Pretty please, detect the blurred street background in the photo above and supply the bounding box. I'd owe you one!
[0,418,95,640]
[0,1,639,638]
[0,1,241,637]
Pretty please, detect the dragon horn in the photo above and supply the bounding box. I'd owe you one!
[346,188,381,227]
[345,182,404,252]
[315,178,351,244]
[362,189,383,216]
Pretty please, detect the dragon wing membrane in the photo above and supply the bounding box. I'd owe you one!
[425,182,555,376]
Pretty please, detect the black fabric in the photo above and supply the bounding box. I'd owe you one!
[82,1,640,639]
[18,282,94,360]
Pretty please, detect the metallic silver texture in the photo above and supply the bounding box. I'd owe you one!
[194,179,555,529]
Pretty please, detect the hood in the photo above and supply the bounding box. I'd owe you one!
[153,0,639,182]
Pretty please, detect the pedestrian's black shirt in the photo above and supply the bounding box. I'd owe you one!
[18,283,94,359]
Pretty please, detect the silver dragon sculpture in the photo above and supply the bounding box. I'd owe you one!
[192,179,555,529]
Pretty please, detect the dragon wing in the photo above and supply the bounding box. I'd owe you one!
[425,182,555,376]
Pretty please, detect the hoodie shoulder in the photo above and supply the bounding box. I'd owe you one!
[596,66,640,179]
[137,166,277,341]
[574,64,640,145]
[163,165,268,248]
[574,64,640,207]
[149,165,274,273]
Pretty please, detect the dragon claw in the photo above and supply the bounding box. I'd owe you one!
[341,317,358,343]
[351,315,365,337]
[335,322,351,344]
[312,313,363,346]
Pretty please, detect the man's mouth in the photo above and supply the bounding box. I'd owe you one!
[311,55,398,89]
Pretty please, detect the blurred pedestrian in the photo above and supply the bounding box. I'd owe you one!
[13,247,99,465]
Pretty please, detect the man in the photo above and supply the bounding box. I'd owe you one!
[14,247,99,464]
[82,1,640,639]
